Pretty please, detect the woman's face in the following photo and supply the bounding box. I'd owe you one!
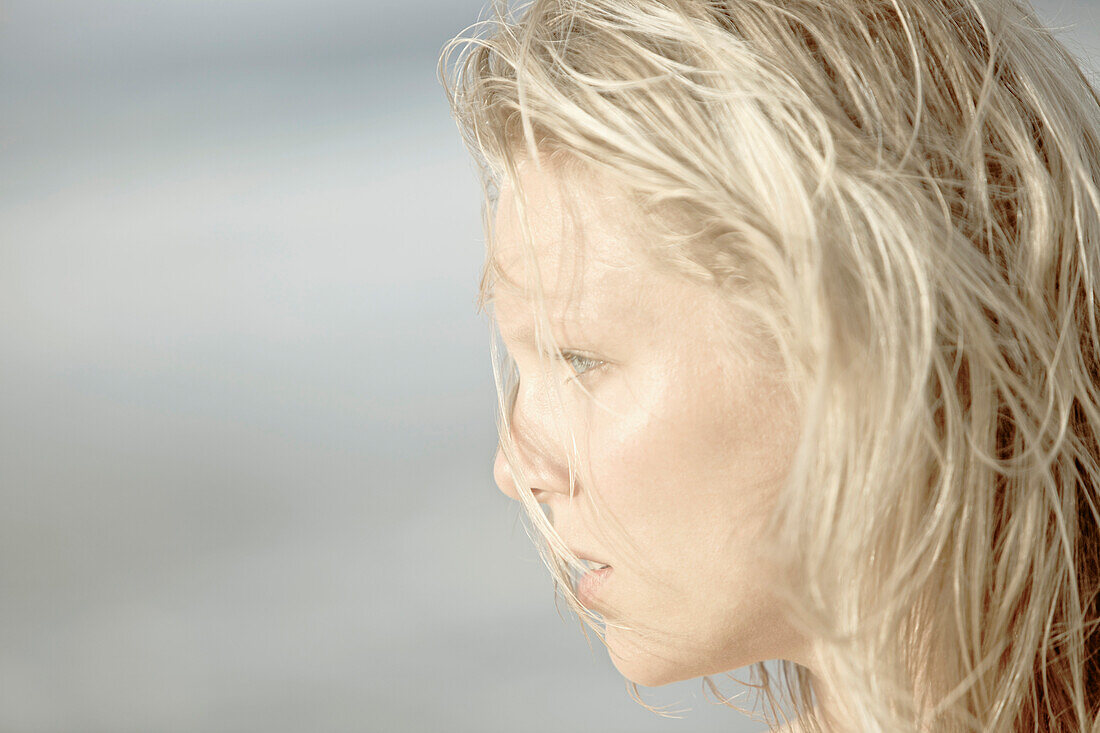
[490,159,807,686]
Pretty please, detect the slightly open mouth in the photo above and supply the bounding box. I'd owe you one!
[578,558,610,571]
[577,565,613,605]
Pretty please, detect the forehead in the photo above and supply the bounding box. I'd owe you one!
[489,160,648,315]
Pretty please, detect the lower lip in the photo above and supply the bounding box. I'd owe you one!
[577,566,613,605]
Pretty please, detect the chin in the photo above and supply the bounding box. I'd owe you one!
[605,625,765,688]
[605,633,701,688]
[611,657,690,688]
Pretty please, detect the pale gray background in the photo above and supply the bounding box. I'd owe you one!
[1,2,1096,732]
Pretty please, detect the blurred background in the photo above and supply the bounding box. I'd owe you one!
[0,2,1096,732]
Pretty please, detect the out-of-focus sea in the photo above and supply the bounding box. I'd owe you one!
[0,1,1095,731]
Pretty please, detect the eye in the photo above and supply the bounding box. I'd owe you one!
[560,350,604,379]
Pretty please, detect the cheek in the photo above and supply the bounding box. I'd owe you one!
[572,376,683,516]
[575,357,797,563]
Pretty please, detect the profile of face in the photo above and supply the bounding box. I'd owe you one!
[490,159,810,687]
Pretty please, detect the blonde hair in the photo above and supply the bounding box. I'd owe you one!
[439,0,1100,730]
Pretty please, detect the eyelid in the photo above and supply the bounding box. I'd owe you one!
[558,349,606,380]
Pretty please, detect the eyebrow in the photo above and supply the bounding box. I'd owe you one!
[496,310,593,351]
[497,319,544,348]
[488,294,608,349]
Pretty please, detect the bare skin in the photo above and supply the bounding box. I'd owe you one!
[489,157,815,691]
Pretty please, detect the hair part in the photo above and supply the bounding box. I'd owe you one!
[440,0,1100,729]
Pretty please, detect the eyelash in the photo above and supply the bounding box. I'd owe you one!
[559,350,604,380]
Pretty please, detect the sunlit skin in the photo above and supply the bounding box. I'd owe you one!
[489,157,813,689]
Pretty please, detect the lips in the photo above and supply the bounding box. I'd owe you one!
[566,549,613,606]
[570,550,611,571]
[576,564,613,606]
[577,558,611,571]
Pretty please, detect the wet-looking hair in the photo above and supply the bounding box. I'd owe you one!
[439,1,1100,730]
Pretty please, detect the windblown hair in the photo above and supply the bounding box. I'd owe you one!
[440,0,1100,730]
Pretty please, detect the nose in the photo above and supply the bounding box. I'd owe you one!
[492,381,568,503]
[493,444,529,502]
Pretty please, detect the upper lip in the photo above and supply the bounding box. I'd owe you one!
[570,549,611,567]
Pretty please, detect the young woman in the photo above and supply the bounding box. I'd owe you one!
[439,1,1100,730]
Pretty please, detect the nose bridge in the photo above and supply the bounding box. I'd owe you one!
[493,373,566,501]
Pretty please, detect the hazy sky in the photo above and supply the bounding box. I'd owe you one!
[1,1,1097,731]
